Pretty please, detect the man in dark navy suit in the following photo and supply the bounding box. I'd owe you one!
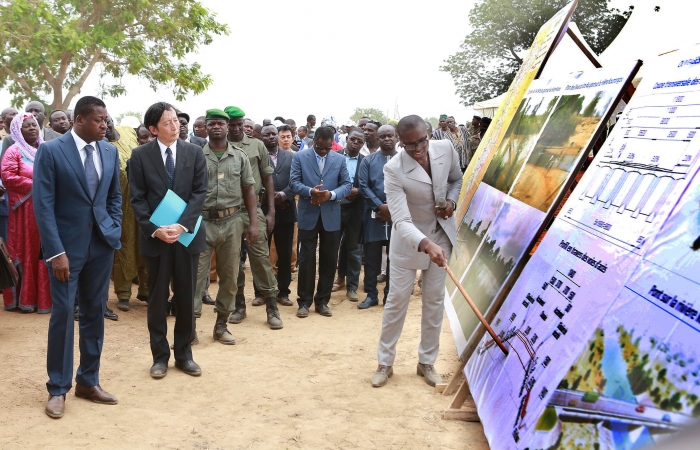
[289,126,351,318]
[34,96,123,418]
[129,102,207,379]
[260,124,296,306]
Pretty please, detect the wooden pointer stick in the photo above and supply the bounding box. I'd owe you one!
[444,264,509,356]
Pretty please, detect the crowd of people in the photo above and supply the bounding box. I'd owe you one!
[0,98,490,418]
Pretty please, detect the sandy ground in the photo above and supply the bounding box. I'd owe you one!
[0,266,488,449]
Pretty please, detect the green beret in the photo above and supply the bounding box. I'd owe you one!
[439,114,448,119]
[224,106,245,119]
[205,109,230,120]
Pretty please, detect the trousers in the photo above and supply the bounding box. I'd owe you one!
[297,216,341,308]
[236,206,278,298]
[377,233,452,366]
[194,213,245,316]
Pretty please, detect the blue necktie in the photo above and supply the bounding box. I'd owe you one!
[84,145,98,199]
[165,147,174,188]
[318,156,325,174]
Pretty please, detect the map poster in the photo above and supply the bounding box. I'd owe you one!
[455,0,578,223]
[445,64,639,359]
[464,47,700,449]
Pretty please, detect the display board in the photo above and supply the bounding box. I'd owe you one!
[445,64,639,358]
[465,48,700,449]
[455,1,578,222]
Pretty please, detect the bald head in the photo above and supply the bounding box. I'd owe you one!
[397,114,427,137]
[25,101,46,127]
[1,107,18,131]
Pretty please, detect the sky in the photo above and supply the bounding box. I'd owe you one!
[0,0,478,127]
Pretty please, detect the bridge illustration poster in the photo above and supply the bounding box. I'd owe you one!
[465,47,700,449]
[445,64,638,357]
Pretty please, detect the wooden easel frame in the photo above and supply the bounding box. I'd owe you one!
[436,358,479,421]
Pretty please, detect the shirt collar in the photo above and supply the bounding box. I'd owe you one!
[71,129,97,151]
[157,138,177,153]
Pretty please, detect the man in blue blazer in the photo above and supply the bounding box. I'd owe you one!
[34,96,122,418]
[289,126,352,317]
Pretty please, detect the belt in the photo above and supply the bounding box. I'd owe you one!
[204,206,240,220]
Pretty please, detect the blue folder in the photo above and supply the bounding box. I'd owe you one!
[149,189,202,247]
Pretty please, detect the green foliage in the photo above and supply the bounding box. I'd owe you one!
[536,95,585,148]
[628,364,653,395]
[350,108,388,125]
[425,117,439,128]
[693,402,700,417]
[0,0,229,109]
[441,0,631,106]
[115,110,143,125]
[534,406,558,431]
[658,368,667,382]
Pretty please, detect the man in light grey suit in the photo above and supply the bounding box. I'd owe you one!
[371,115,462,388]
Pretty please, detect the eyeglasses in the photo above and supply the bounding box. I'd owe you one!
[403,136,429,152]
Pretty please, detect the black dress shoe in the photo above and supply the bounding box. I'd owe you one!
[202,292,215,305]
[358,297,379,309]
[169,297,176,316]
[296,306,309,318]
[150,362,168,379]
[315,304,332,317]
[104,307,118,321]
[136,294,149,303]
[175,360,202,376]
[74,308,79,322]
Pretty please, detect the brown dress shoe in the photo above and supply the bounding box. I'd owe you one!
[45,394,65,418]
[277,295,293,306]
[74,384,118,405]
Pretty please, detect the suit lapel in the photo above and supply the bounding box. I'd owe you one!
[321,151,333,177]
[94,140,112,199]
[402,151,431,184]
[59,133,91,197]
[308,150,321,178]
[146,140,171,189]
[276,149,288,174]
[429,143,447,199]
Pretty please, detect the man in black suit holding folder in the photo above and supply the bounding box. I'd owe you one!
[129,102,208,379]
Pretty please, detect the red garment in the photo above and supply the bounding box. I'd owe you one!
[1,146,51,313]
[331,141,343,151]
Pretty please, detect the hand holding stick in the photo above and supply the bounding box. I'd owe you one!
[444,264,509,356]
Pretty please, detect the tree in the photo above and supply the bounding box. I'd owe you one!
[350,108,388,125]
[441,0,631,106]
[0,0,229,110]
[425,116,439,128]
[115,110,143,125]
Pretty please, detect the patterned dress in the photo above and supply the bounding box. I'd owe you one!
[1,145,51,312]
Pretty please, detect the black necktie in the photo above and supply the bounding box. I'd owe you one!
[165,147,174,188]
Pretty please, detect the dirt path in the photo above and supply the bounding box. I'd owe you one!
[0,268,488,449]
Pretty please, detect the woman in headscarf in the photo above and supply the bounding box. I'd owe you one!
[1,113,51,313]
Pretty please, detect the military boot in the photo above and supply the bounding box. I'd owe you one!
[213,313,236,345]
[228,294,247,324]
[265,297,283,330]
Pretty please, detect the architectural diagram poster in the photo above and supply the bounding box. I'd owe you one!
[455,0,578,222]
[465,48,700,449]
[445,65,637,357]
